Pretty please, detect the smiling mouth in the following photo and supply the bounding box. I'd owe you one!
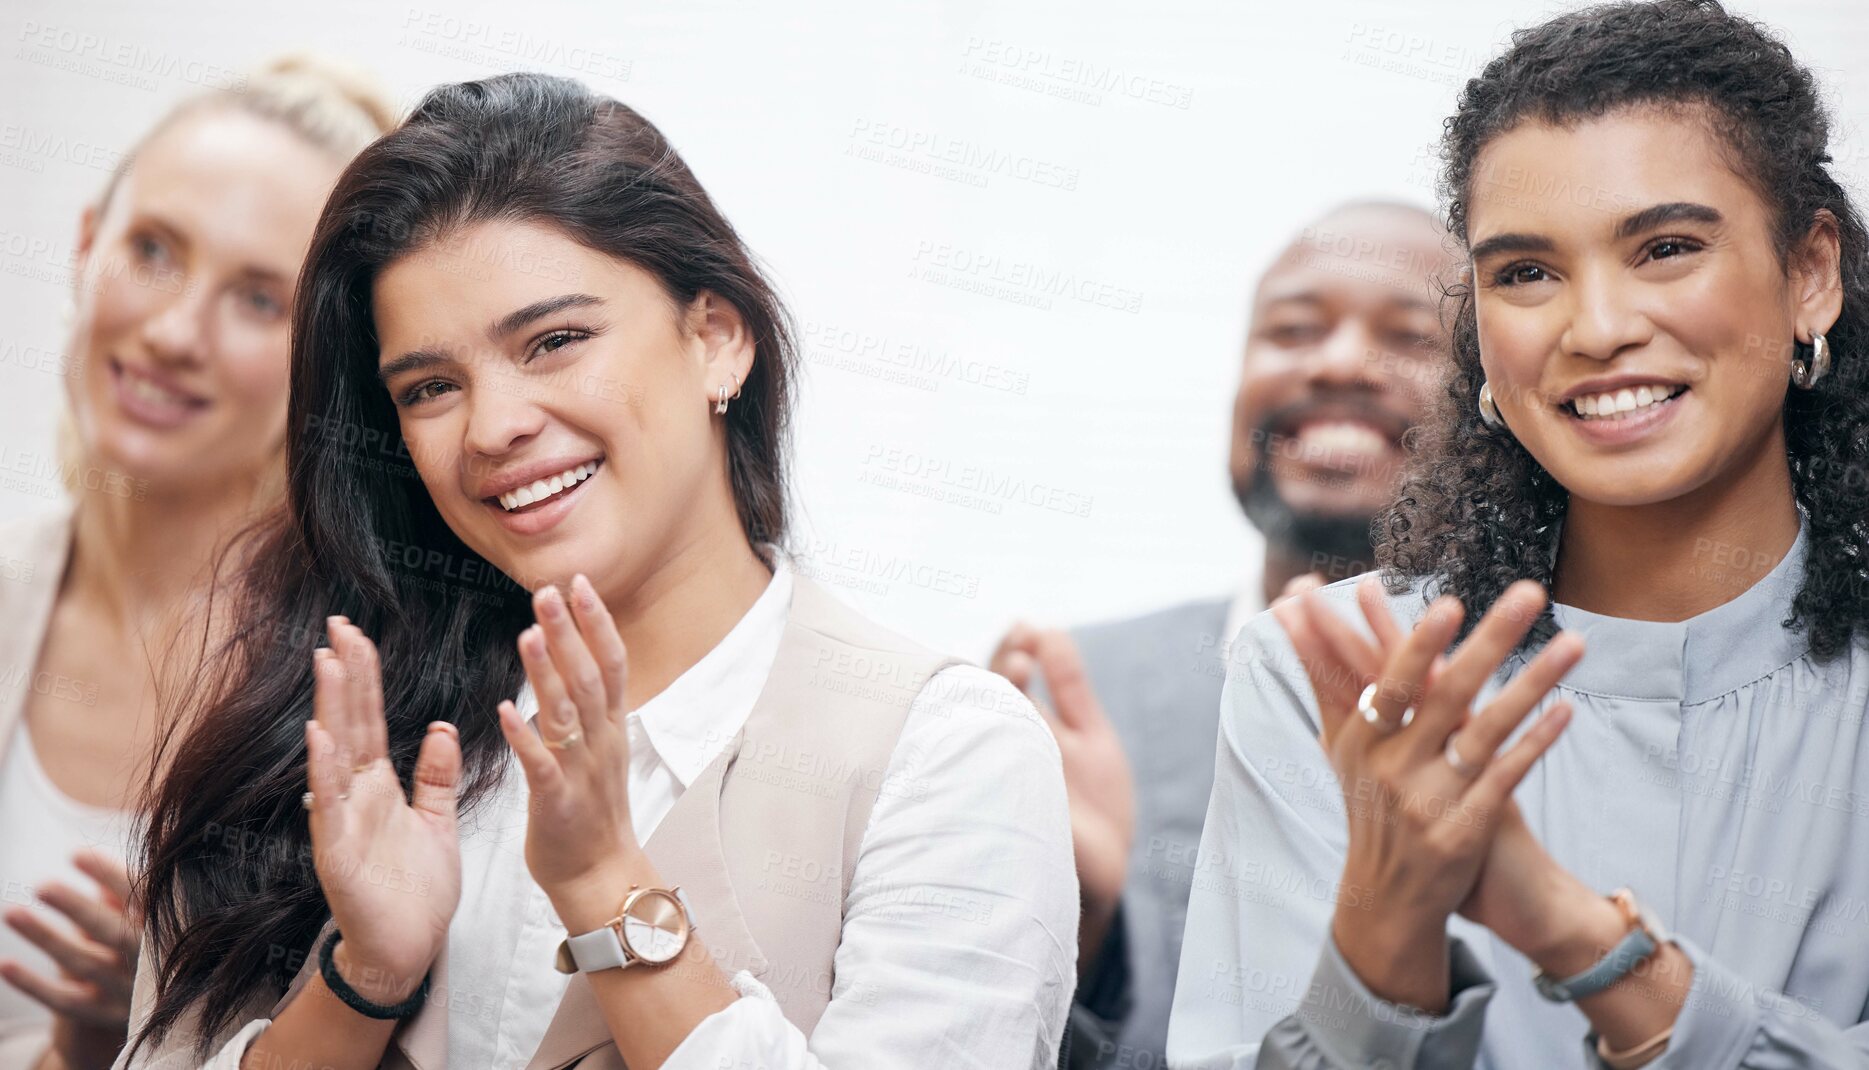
[1290,419,1396,462]
[1561,384,1688,421]
[490,459,603,512]
[110,358,209,415]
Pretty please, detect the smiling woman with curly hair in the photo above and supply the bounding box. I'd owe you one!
[1169,2,1869,1068]
[1385,3,1869,660]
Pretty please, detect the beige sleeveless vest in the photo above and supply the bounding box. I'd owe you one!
[277,574,960,1069]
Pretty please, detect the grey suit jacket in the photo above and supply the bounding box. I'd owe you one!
[1046,597,1231,1070]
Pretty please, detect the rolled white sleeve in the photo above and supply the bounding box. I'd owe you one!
[661,664,1079,1069]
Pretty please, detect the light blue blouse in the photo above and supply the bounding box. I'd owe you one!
[1167,516,1869,1068]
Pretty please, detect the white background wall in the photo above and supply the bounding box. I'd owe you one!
[2,0,1865,657]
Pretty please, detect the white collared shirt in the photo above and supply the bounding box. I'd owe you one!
[447,551,799,1068]
[197,554,1077,1070]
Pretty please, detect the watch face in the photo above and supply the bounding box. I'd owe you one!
[620,889,688,964]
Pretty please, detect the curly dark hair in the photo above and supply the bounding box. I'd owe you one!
[1378,0,1869,659]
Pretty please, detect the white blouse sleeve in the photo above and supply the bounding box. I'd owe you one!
[660,664,1080,1069]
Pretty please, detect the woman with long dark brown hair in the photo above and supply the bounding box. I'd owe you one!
[118,73,1076,1070]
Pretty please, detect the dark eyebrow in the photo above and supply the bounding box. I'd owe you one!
[1467,232,1553,263]
[1469,203,1724,265]
[1614,201,1723,240]
[377,349,452,383]
[379,292,607,381]
[490,293,604,338]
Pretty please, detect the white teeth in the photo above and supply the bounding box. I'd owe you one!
[1568,385,1681,421]
[1294,421,1389,463]
[497,461,599,511]
[122,369,193,408]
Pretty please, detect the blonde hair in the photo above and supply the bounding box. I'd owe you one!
[94,53,397,211]
[62,54,398,499]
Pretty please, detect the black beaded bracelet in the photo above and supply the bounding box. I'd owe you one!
[317,929,431,1020]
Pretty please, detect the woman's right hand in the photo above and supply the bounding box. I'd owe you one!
[0,851,141,1070]
[303,617,463,1006]
[1273,578,1583,1012]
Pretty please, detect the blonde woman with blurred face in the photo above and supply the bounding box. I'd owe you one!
[0,58,394,1070]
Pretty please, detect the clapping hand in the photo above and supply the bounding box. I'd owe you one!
[302,618,463,1007]
[495,577,641,932]
[0,850,140,1070]
[1272,575,1584,1010]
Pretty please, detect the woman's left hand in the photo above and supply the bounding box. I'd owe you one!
[1308,576,1602,958]
[498,575,642,929]
[1319,575,1694,1046]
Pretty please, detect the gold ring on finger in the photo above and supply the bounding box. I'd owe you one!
[1355,682,1414,734]
[1444,732,1482,776]
[544,730,584,751]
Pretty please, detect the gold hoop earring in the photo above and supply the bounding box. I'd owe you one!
[1792,333,1831,390]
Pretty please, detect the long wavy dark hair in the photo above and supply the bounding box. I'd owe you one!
[1378,0,1869,658]
[132,72,796,1056]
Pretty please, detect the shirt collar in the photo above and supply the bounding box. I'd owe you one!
[1545,512,1812,704]
[632,552,794,788]
[515,551,795,788]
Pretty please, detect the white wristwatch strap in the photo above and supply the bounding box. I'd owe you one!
[566,923,632,971]
[562,887,696,973]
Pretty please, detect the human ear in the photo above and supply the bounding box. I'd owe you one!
[71,201,100,309]
[1789,209,1844,342]
[686,290,755,407]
